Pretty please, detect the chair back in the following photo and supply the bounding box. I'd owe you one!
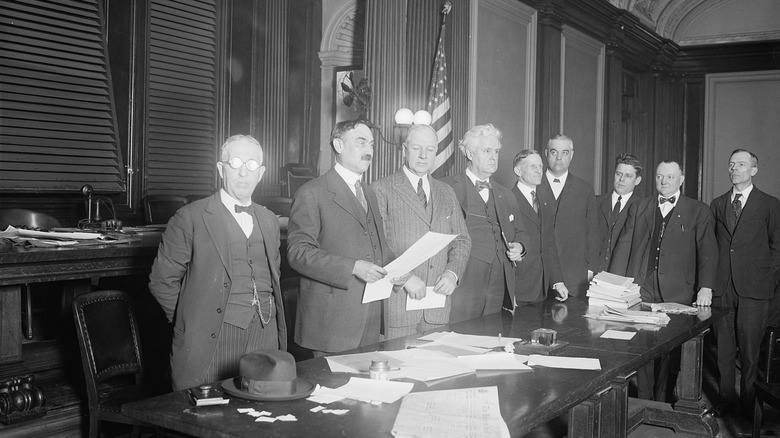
[259,197,293,217]
[143,195,188,225]
[72,290,145,409]
[761,326,780,383]
[0,208,61,230]
[281,164,315,197]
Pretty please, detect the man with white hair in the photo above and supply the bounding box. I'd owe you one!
[441,123,528,322]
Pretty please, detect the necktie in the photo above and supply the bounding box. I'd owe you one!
[234,204,252,214]
[728,193,742,232]
[531,190,539,214]
[660,196,676,204]
[417,178,427,208]
[610,195,622,225]
[355,180,368,212]
[475,179,492,191]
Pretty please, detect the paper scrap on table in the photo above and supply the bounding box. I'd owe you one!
[406,287,445,310]
[418,331,521,349]
[325,377,413,404]
[363,232,457,303]
[307,385,346,404]
[600,330,636,340]
[456,352,532,371]
[391,386,510,438]
[527,354,601,370]
[255,417,276,423]
[276,414,297,422]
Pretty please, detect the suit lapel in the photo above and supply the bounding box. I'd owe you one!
[392,171,431,225]
[513,186,540,230]
[735,188,760,232]
[451,173,470,215]
[254,209,281,281]
[203,194,231,276]
[327,169,368,229]
[600,195,613,224]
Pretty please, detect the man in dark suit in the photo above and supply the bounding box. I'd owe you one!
[374,125,471,339]
[613,160,718,401]
[511,149,568,303]
[593,154,643,274]
[287,120,405,354]
[710,149,780,416]
[536,134,599,297]
[441,123,528,322]
[149,135,287,391]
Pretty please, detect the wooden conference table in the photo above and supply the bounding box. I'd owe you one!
[123,298,719,438]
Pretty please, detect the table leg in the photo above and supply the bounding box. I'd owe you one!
[0,285,23,366]
[568,385,616,438]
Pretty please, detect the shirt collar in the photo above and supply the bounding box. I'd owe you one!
[658,190,680,207]
[613,191,633,204]
[334,162,362,187]
[220,189,251,212]
[465,167,488,185]
[546,170,568,185]
[516,181,537,198]
[402,165,429,192]
[733,184,753,203]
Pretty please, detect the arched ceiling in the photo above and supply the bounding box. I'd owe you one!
[609,0,780,46]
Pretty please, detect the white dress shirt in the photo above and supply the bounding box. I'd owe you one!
[612,191,633,212]
[402,165,430,201]
[658,190,680,218]
[546,170,568,200]
[466,168,490,203]
[220,189,253,237]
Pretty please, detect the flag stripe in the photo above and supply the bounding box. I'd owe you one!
[427,25,454,176]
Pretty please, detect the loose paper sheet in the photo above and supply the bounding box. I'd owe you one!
[456,353,531,371]
[406,287,445,310]
[418,331,521,349]
[391,386,510,438]
[324,377,413,404]
[600,330,636,340]
[363,232,457,303]
[526,354,601,370]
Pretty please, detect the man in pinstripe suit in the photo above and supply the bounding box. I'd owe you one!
[374,125,471,339]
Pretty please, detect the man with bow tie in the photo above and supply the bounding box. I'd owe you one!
[373,125,471,339]
[149,135,287,390]
[441,123,528,322]
[612,160,718,401]
[709,149,780,418]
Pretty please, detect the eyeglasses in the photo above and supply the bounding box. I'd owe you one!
[222,157,261,172]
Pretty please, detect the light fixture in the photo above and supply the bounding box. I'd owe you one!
[413,110,432,126]
[394,108,414,125]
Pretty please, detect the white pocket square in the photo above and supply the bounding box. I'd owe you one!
[509,214,514,221]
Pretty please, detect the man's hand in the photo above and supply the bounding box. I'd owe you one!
[552,282,569,301]
[587,270,594,282]
[507,242,524,261]
[390,272,412,286]
[352,260,387,283]
[403,275,427,300]
[433,271,457,296]
[694,287,713,306]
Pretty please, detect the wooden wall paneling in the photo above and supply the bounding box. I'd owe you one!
[227,0,257,137]
[683,79,704,199]
[653,75,686,194]
[602,22,625,193]
[363,0,406,183]
[534,3,563,147]
[254,0,288,196]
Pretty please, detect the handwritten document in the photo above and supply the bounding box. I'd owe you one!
[391,386,510,438]
[363,232,457,303]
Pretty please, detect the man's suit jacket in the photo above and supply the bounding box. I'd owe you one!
[612,195,718,304]
[511,185,563,303]
[711,187,780,299]
[149,193,286,390]
[536,173,599,296]
[593,192,640,274]
[287,168,393,353]
[441,172,528,304]
[373,170,471,327]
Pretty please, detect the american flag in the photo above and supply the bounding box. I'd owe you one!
[428,3,454,178]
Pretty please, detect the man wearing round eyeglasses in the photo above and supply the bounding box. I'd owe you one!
[149,134,287,391]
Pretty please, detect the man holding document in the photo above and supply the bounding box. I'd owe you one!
[288,120,407,354]
[374,125,471,339]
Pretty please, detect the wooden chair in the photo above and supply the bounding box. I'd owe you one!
[280,163,315,197]
[753,326,780,437]
[72,290,160,438]
[0,208,62,340]
[142,195,188,225]
[259,196,293,217]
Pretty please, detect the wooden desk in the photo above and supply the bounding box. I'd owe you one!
[122,297,718,437]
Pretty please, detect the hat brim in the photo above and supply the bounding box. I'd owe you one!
[220,377,315,401]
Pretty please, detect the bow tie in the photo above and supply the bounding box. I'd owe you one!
[235,204,253,214]
[475,179,492,191]
[659,196,676,204]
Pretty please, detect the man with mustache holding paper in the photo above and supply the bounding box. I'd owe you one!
[288,119,407,355]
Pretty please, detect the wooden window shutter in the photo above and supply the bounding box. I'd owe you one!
[0,0,124,192]
[144,0,219,196]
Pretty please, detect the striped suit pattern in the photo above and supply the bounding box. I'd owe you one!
[373,170,470,332]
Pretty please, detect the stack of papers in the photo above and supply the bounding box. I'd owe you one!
[642,302,699,315]
[587,272,642,308]
[308,378,413,405]
[584,306,670,325]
